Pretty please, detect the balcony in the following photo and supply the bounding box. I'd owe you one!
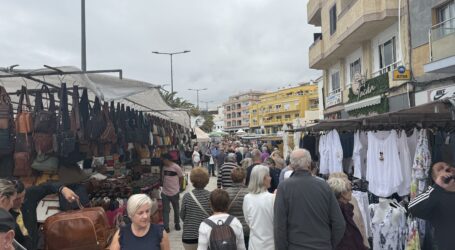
[308,0,322,26]
[309,36,324,68]
[312,0,399,69]
[425,17,455,73]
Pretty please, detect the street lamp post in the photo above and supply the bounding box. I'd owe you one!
[200,100,214,111]
[188,88,207,109]
[152,50,190,94]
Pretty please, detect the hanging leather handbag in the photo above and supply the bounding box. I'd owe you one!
[13,151,33,177]
[34,85,57,134]
[31,154,59,172]
[70,85,83,139]
[15,133,33,153]
[15,86,33,134]
[100,102,117,144]
[33,133,54,154]
[135,143,151,159]
[86,97,106,141]
[0,86,13,130]
[57,83,76,158]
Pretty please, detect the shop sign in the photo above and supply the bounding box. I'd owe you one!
[326,90,342,107]
[430,86,455,101]
[393,66,411,81]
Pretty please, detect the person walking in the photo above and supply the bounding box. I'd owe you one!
[327,178,367,250]
[243,164,275,250]
[192,146,201,168]
[225,167,250,248]
[217,153,238,189]
[161,153,184,233]
[215,147,226,176]
[274,149,345,250]
[245,149,262,186]
[180,167,212,250]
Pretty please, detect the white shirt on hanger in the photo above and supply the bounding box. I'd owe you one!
[397,130,412,196]
[318,133,330,174]
[366,130,403,197]
[328,129,343,174]
[353,131,368,179]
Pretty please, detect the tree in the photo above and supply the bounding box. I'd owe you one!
[159,90,195,109]
[199,111,214,133]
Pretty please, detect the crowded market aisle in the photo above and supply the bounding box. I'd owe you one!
[168,165,218,250]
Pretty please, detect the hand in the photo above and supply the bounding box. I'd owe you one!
[435,174,455,192]
[61,187,80,203]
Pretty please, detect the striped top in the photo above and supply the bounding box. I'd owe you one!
[180,188,212,243]
[217,162,238,188]
[225,184,250,236]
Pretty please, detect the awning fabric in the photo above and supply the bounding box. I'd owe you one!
[194,127,210,142]
[0,66,190,127]
[345,95,382,112]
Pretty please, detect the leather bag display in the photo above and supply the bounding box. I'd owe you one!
[33,133,54,154]
[34,85,57,134]
[57,83,76,158]
[100,102,117,144]
[31,154,58,172]
[86,97,106,141]
[70,85,83,139]
[15,86,33,134]
[0,85,13,130]
[13,151,33,177]
[44,203,112,250]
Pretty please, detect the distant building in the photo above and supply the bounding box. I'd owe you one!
[249,83,319,134]
[223,91,264,133]
[212,106,225,131]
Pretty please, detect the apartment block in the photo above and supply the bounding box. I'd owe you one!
[223,91,264,132]
[249,84,319,134]
[308,0,412,119]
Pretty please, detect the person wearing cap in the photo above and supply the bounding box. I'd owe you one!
[110,194,170,250]
[0,208,16,250]
[161,153,184,233]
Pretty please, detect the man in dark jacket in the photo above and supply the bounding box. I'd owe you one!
[245,149,262,186]
[409,162,455,250]
[274,149,345,250]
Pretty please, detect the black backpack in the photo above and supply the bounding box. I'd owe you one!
[204,215,237,250]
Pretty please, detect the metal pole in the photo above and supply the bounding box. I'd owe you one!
[197,90,200,109]
[81,0,86,71]
[170,54,174,93]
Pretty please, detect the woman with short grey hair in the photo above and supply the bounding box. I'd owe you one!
[243,165,275,249]
[110,194,170,250]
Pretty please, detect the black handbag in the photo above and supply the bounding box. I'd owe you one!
[86,97,106,141]
[57,83,76,158]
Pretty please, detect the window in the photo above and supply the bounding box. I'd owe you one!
[330,5,337,35]
[275,104,282,110]
[330,71,340,92]
[238,121,242,126]
[296,91,303,96]
[437,1,455,38]
[227,122,231,127]
[237,112,241,117]
[284,114,291,119]
[349,58,361,86]
[284,103,290,110]
[276,115,282,120]
[227,114,231,119]
[379,37,396,69]
[295,114,299,118]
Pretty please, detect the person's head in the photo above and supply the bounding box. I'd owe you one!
[329,172,348,180]
[210,189,230,213]
[160,153,173,166]
[0,208,15,248]
[248,165,271,194]
[289,149,312,171]
[327,177,352,204]
[251,149,262,163]
[271,151,282,159]
[240,158,253,169]
[263,157,276,168]
[194,145,199,152]
[429,162,454,185]
[261,146,268,153]
[127,194,157,229]
[8,179,25,210]
[0,180,16,211]
[225,153,237,163]
[190,167,209,189]
[231,167,246,184]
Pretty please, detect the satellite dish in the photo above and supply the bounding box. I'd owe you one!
[352,72,365,95]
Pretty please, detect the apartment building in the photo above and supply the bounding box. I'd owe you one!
[223,91,264,132]
[308,0,412,119]
[249,84,319,134]
[410,0,455,105]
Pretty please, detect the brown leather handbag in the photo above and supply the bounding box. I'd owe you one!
[13,152,33,177]
[100,102,117,144]
[44,203,112,250]
[33,85,57,134]
[15,86,33,134]
[33,133,54,154]
[0,85,13,130]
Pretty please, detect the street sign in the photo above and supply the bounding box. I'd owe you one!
[393,66,411,80]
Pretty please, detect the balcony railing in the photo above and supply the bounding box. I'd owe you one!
[372,61,401,77]
[429,17,455,62]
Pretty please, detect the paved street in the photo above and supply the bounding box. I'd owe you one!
[167,165,218,249]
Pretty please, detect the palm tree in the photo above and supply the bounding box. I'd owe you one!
[160,90,195,109]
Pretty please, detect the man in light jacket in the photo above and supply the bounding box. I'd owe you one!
[274,149,345,250]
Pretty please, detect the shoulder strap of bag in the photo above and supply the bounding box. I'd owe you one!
[227,190,242,211]
[59,83,70,131]
[224,215,234,226]
[18,86,31,113]
[71,85,81,130]
[189,191,210,217]
[41,85,56,112]
[34,88,43,112]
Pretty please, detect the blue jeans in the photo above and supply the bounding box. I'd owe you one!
[162,193,180,228]
[208,164,216,176]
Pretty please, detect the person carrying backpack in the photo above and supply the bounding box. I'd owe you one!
[197,189,245,250]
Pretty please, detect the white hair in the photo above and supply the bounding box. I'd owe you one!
[290,149,312,171]
[327,177,350,200]
[248,165,269,194]
[127,194,153,218]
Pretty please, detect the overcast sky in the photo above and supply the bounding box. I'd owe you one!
[0,0,321,109]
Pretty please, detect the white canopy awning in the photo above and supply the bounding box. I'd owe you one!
[194,127,210,142]
[0,66,190,127]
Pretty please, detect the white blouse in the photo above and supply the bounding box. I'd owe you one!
[243,192,275,250]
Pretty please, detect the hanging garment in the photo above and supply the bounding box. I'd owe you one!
[318,134,329,174]
[369,201,407,250]
[397,130,412,196]
[407,128,418,163]
[410,129,431,199]
[339,132,354,158]
[352,191,371,238]
[366,130,403,197]
[319,130,343,174]
[300,134,318,161]
[352,131,368,179]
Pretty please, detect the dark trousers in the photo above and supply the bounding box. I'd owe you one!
[162,193,180,228]
[208,164,216,176]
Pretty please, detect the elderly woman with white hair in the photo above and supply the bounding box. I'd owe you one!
[242,165,275,250]
[110,194,170,250]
